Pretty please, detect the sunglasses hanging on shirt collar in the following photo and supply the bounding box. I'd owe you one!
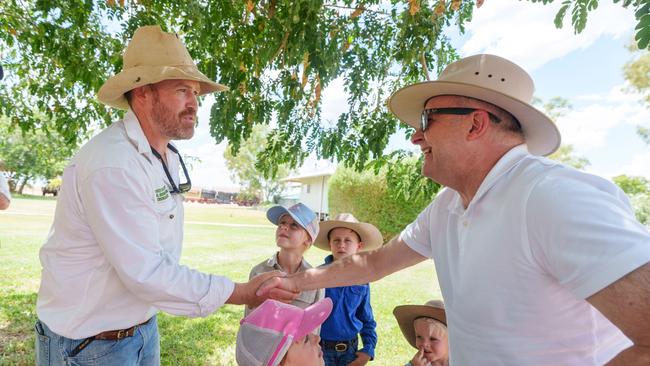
[150,144,192,194]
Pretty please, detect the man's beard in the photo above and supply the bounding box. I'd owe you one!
[151,96,196,140]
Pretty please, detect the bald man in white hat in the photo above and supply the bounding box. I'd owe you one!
[261,54,650,364]
[34,25,283,365]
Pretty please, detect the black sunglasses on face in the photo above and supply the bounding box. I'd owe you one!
[420,107,501,132]
[150,144,192,194]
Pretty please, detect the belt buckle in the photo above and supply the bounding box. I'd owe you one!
[334,343,347,352]
[116,329,126,339]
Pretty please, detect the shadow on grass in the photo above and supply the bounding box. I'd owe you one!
[0,291,37,365]
[0,291,244,366]
[158,305,243,365]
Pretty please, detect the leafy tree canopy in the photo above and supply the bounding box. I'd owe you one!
[0,117,76,193]
[1,0,646,177]
[623,42,650,144]
[613,174,650,195]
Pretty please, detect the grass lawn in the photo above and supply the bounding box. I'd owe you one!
[0,196,440,365]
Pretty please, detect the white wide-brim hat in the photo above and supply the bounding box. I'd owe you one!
[314,213,384,251]
[97,25,228,110]
[393,299,447,349]
[388,54,560,156]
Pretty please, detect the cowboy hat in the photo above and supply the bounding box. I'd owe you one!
[393,299,447,349]
[388,54,560,156]
[314,213,383,251]
[97,25,227,109]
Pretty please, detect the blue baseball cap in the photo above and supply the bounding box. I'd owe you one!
[267,203,319,243]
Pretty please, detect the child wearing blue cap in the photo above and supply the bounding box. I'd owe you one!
[245,203,324,316]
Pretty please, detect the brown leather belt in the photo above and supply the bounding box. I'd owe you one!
[70,318,151,357]
[94,323,140,340]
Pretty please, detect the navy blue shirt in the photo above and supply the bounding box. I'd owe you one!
[320,255,378,358]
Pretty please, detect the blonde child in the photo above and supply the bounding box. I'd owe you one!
[314,213,383,365]
[393,300,449,366]
[245,203,324,316]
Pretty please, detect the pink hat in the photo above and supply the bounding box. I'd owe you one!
[236,298,333,366]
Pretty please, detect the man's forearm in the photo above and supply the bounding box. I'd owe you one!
[293,238,426,291]
[608,345,650,365]
[292,255,376,292]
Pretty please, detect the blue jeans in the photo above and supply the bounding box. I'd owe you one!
[35,317,160,366]
[322,341,358,366]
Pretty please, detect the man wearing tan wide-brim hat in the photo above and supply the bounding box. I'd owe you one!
[260,54,650,364]
[35,25,284,365]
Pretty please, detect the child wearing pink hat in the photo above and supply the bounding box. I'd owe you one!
[236,298,333,366]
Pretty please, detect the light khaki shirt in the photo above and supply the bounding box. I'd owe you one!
[245,252,325,321]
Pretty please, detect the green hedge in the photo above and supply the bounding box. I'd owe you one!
[328,160,440,241]
[630,193,650,225]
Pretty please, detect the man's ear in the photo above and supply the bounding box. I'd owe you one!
[357,241,364,251]
[130,84,154,104]
[466,110,491,141]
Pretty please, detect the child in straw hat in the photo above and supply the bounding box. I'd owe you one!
[393,300,449,366]
[314,213,383,366]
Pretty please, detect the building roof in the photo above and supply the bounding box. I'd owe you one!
[281,170,336,183]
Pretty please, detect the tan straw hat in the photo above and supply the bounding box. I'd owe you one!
[314,213,383,251]
[393,299,447,349]
[388,54,560,156]
[97,25,228,109]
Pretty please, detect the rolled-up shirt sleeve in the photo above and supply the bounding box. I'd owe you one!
[80,166,234,317]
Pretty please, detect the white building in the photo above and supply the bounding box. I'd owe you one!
[281,170,335,220]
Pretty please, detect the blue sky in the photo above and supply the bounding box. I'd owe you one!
[177,0,650,190]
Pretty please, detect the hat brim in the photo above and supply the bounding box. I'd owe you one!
[314,220,383,251]
[393,304,447,349]
[97,64,228,110]
[388,81,561,156]
[296,298,333,339]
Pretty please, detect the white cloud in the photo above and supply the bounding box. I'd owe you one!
[615,151,650,178]
[557,86,649,152]
[320,77,349,125]
[462,0,635,71]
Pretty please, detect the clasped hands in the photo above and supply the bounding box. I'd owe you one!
[235,270,301,308]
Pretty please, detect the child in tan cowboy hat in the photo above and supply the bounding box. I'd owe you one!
[245,203,325,317]
[393,300,449,366]
[314,213,383,366]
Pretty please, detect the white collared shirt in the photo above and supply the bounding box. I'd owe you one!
[401,145,650,365]
[37,111,234,339]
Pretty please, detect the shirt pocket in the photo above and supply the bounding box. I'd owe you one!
[154,193,177,218]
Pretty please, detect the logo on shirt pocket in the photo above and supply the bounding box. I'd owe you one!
[154,186,170,202]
